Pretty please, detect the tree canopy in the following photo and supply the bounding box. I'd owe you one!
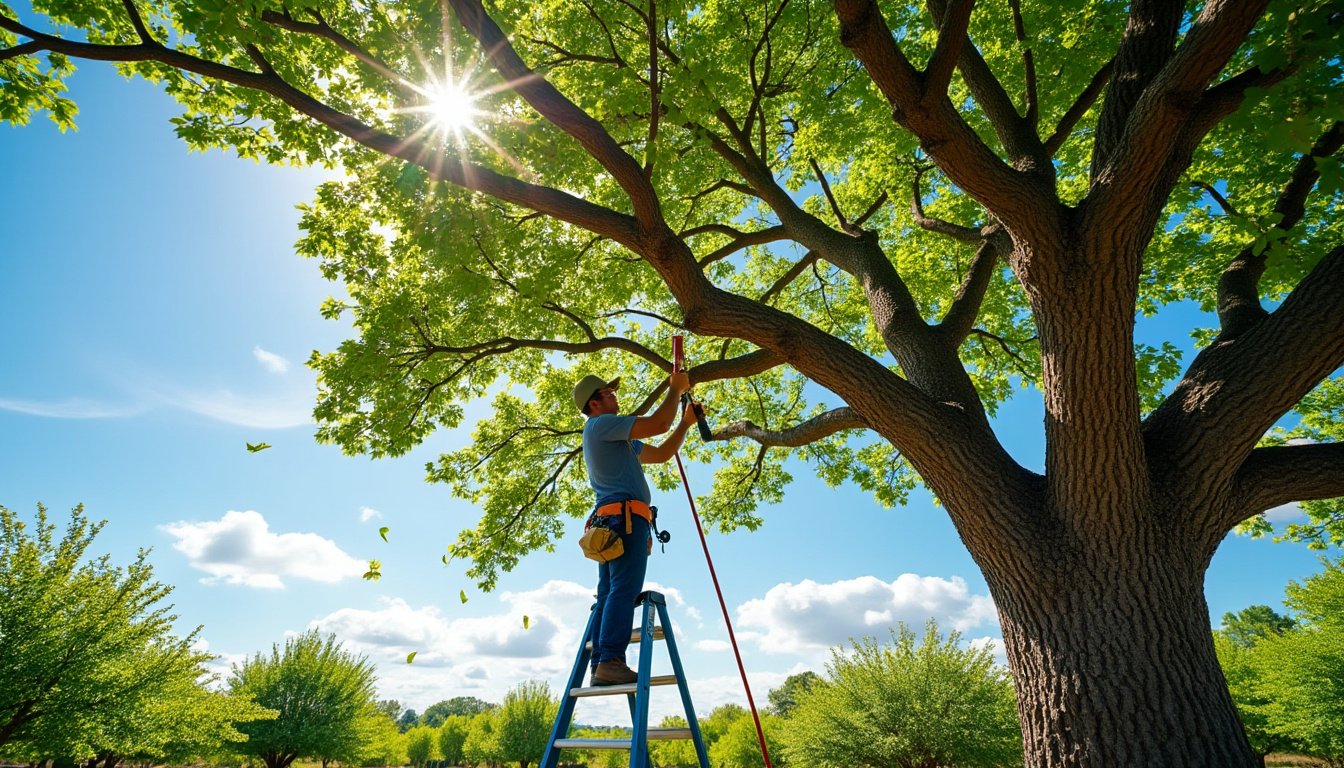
[779,621,1021,768]
[3,0,1341,763]
[1,504,269,765]
[228,630,379,768]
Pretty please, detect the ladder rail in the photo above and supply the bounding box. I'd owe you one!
[540,603,597,768]
[657,599,712,768]
[540,590,709,768]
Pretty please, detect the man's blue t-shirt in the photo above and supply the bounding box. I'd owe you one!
[583,413,651,507]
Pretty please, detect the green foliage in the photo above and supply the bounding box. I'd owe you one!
[1220,605,1297,648]
[0,504,269,763]
[779,621,1022,768]
[766,671,822,718]
[228,630,380,768]
[709,712,787,768]
[1217,559,1344,763]
[493,680,558,767]
[460,710,499,767]
[404,724,439,767]
[648,716,698,767]
[396,708,419,733]
[422,696,494,728]
[436,714,471,766]
[354,708,406,768]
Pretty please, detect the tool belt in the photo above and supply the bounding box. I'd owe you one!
[580,500,655,562]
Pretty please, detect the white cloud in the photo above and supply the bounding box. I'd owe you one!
[1264,502,1308,524]
[360,507,384,523]
[736,574,999,654]
[0,396,142,419]
[253,346,291,374]
[155,386,313,429]
[161,510,366,589]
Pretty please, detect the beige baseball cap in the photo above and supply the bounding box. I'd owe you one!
[572,374,621,413]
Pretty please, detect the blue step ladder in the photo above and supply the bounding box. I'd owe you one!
[541,590,710,768]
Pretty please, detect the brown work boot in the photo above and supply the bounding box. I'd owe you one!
[592,659,638,686]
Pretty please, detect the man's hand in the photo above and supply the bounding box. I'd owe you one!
[679,401,698,425]
[669,371,690,394]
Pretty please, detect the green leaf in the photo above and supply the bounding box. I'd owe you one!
[459,590,468,604]
[363,560,382,582]
[406,651,417,664]
[522,615,530,630]
[246,442,272,453]
[378,526,389,542]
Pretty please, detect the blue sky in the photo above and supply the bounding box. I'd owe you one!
[0,61,1328,727]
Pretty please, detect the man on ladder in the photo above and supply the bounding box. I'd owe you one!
[572,369,694,685]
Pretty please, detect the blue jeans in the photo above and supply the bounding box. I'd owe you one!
[591,514,650,670]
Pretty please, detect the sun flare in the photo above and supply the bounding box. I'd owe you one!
[427,83,479,132]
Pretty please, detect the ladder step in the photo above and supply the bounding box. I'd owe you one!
[553,728,695,749]
[585,625,664,650]
[570,674,679,698]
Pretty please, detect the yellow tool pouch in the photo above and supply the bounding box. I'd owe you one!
[579,521,624,562]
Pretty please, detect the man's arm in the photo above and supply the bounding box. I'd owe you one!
[629,372,690,439]
[639,404,696,464]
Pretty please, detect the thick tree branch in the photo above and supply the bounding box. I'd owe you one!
[446,0,663,226]
[832,0,1054,242]
[1043,57,1113,156]
[0,39,41,60]
[259,9,418,101]
[1087,0,1271,226]
[911,166,980,243]
[120,0,156,46]
[1146,246,1344,509]
[688,348,785,384]
[1230,443,1344,527]
[696,225,789,266]
[810,157,849,228]
[1218,122,1344,340]
[1007,0,1036,127]
[1090,0,1184,176]
[0,12,643,249]
[923,0,974,99]
[939,235,1004,343]
[711,406,868,445]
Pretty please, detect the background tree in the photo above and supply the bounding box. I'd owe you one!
[460,710,498,768]
[355,706,407,768]
[1214,627,1298,763]
[492,681,556,768]
[0,504,257,759]
[709,712,787,768]
[404,724,439,768]
[3,0,1342,764]
[1220,605,1297,648]
[1242,557,1344,764]
[765,671,821,718]
[375,699,404,722]
[396,709,420,734]
[648,716,698,768]
[436,714,470,767]
[228,630,379,768]
[780,621,1021,768]
[421,697,494,728]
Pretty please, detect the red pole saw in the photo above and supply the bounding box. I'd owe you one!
[671,334,775,768]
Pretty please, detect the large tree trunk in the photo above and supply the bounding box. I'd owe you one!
[985,515,1256,767]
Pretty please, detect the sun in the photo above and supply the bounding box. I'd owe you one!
[427,83,479,133]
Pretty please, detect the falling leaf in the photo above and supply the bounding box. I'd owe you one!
[441,554,449,565]
[379,526,389,542]
[406,651,417,664]
[523,615,531,630]
[246,442,272,453]
[363,560,382,582]
[460,590,468,604]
